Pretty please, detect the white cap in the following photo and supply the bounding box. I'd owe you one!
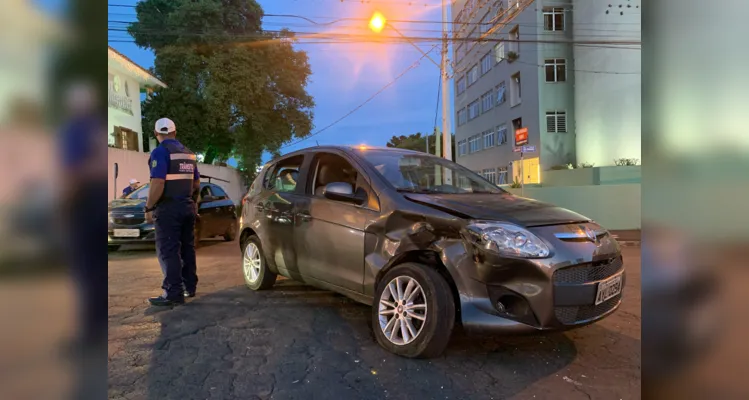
[129,178,139,185]
[154,118,176,135]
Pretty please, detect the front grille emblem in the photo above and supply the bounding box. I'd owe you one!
[583,226,599,245]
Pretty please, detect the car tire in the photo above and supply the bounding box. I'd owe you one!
[372,262,455,358]
[108,245,121,252]
[241,235,276,290]
[224,220,237,242]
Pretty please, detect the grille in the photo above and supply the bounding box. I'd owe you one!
[112,215,145,225]
[555,294,622,325]
[553,257,623,284]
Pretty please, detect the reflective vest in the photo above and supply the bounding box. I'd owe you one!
[161,140,197,200]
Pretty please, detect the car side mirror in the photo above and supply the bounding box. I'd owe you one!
[323,182,364,205]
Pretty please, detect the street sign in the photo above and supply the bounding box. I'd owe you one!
[522,145,536,153]
[513,147,522,153]
[514,127,528,146]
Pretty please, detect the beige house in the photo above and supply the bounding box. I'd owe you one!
[107,46,166,153]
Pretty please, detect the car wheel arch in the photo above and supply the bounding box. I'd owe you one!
[239,227,257,251]
[375,249,462,323]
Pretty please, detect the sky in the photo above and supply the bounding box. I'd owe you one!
[98,0,452,165]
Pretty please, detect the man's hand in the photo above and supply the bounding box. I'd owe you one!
[146,211,154,224]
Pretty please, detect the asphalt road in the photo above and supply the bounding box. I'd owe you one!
[109,241,641,400]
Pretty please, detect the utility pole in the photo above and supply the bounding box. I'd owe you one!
[440,0,452,164]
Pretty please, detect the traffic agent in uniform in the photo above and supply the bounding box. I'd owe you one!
[144,118,201,306]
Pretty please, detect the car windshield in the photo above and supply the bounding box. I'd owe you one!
[125,184,149,200]
[358,150,505,194]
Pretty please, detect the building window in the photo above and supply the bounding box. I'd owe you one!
[494,42,505,63]
[483,130,495,148]
[545,58,567,82]
[497,167,509,184]
[457,108,468,126]
[467,64,479,85]
[112,126,139,151]
[482,168,497,184]
[458,139,467,156]
[510,73,521,106]
[509,26,519,54]
[494,1,506,25]
[496,124,508,145]
[481,52,492,75]
[480,12,491,34]
[546,111,567,133]
[543,7,565,31]
[457,76,467,95]
[512,117,523,131]
[468,100,480,120]
[455,43,465,64]
[496,81,506,105]
[481,90,494,113]
[469,135,481,153]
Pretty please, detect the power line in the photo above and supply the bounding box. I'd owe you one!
[279,44,439,150]
[107,27,640,46]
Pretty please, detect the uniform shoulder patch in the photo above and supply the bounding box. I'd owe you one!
[151,159,157,168]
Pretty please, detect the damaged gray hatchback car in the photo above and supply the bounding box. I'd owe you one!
[238,146,624,358]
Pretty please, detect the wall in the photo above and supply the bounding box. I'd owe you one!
[542,165,641,186]
[506,184,640,230]
[572,0,641,167]
[537,0,577,170]
[107,67,143,152]
[108,147,247,204]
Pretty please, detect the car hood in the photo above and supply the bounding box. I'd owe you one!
[109,198,146,213]
[403,193,590,227]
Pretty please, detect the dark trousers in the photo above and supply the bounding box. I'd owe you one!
[154,199,198,299]
[70,181,108,344]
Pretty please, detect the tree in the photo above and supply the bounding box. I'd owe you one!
[386,132,456,160]
[129,0,314,183]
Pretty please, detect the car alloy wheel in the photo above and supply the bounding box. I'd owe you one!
[243,241,262,283]
[378,275,428,345]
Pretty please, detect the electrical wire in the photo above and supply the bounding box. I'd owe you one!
[109,4,641,27]
[278,44,440,150]
[107,27,640,46]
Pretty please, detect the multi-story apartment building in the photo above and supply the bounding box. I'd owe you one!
[452,0,640,185]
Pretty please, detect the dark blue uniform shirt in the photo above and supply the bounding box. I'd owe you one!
[149,139,199,199]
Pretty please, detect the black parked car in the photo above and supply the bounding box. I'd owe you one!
[238,146,625,358]
[108,181,238,251]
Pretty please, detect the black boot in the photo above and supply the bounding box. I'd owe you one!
[148,295,185,306]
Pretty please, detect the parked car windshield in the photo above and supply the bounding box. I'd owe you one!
[125,184,149,200]
[357,150,505,194]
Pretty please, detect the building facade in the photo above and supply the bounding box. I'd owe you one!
[451,0,640,185]
[107,46,166,153]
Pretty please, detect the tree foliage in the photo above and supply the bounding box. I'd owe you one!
[386,132,456,159]
[129,0,314,183]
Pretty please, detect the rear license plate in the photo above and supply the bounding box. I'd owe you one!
[595,273,623,305]
[113,229,139,238]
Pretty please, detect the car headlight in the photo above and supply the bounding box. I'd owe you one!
[466,222,551,258]
[108,213,114,224]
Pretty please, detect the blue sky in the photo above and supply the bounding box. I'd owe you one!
[96,0,451,164]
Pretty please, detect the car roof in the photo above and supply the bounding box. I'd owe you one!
[276,145,433,161]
